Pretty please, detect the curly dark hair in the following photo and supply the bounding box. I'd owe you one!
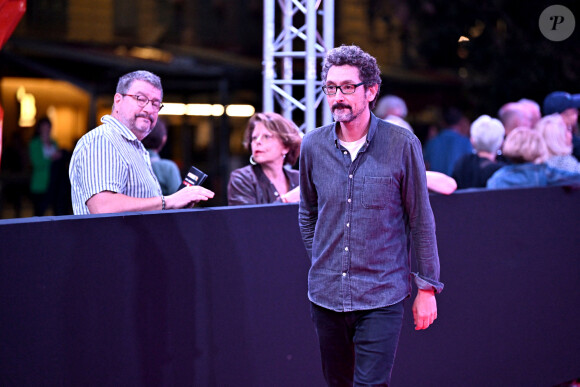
[243,112,302,165]
[321,45,382,110]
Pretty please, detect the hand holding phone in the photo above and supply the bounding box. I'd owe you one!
[179,166,208,189]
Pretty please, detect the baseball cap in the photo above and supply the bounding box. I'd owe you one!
[543,91,580,115]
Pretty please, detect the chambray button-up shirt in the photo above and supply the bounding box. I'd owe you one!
[299,113,443,312]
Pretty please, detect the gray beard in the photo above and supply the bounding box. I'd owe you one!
[332,109,356,123]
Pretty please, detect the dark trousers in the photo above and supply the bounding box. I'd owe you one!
[310,301,405,387]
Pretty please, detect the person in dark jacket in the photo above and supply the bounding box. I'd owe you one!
[227,112,302,205]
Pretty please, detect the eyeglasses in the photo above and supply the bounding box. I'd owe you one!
[122,94,164,111]
[321,82,366,95]
[251,133,275,143]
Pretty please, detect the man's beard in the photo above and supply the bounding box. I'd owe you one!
[332,103,355,122]
[130,113,155,139]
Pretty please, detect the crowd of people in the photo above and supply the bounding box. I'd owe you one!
[5,60,579,218]
[375,90,580,192]
[226,84,580,205]
[422,91,580,190]
[21,88,578,217]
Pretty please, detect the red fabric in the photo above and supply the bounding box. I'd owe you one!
[0,104,3,169]
[0,0,26,49]
[0,0,25,168]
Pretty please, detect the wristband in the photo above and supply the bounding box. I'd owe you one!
[161,195,166,210]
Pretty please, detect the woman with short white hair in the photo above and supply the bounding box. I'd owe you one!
[451,114,506,189]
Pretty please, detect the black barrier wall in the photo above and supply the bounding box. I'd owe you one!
[1,186,579,386]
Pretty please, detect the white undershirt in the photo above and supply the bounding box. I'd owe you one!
[339,135,367,162]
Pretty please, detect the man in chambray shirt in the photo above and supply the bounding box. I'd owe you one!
[299,45,443,386]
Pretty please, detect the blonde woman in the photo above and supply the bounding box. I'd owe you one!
[535,113,580,174]
[487,127,580,189]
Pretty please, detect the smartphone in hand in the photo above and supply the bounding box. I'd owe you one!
[179,166,208,189]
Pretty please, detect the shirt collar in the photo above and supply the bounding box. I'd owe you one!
[101,115,139,142]
[332,112,379,148]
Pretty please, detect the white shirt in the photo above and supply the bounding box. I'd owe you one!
[339,135,367,162]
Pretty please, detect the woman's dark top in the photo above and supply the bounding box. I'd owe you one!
[227,164,299,205]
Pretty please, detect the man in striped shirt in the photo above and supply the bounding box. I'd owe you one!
[69,70,214,215]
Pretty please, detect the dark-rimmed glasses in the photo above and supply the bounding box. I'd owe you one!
[321,82,366,95]
[122,94,164,111]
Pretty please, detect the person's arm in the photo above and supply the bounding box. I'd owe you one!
[402,137,444,329]
[298,136,318,259]
[426,171,457,195]
[86,185,214,214]
[280,186,300,203]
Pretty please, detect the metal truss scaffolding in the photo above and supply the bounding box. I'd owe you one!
[263,0,334,133]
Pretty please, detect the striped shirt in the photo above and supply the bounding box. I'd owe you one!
[69,115,162,215]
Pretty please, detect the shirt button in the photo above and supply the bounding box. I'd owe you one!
[347,198,351,203]
[343,151,348,155]
[344,247,349,251]
[349,174,353,179]
[342,272,347,277]
[346,222,350,227]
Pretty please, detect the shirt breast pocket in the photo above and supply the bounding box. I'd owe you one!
[362,176,393,209]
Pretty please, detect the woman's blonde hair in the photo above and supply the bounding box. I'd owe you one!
[534,113,572,157]
[502,127,548,164]
[243,112,303,165]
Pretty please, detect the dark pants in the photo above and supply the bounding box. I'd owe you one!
[310,301,405,387]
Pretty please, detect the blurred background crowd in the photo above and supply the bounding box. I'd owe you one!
[1,0,579,218]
